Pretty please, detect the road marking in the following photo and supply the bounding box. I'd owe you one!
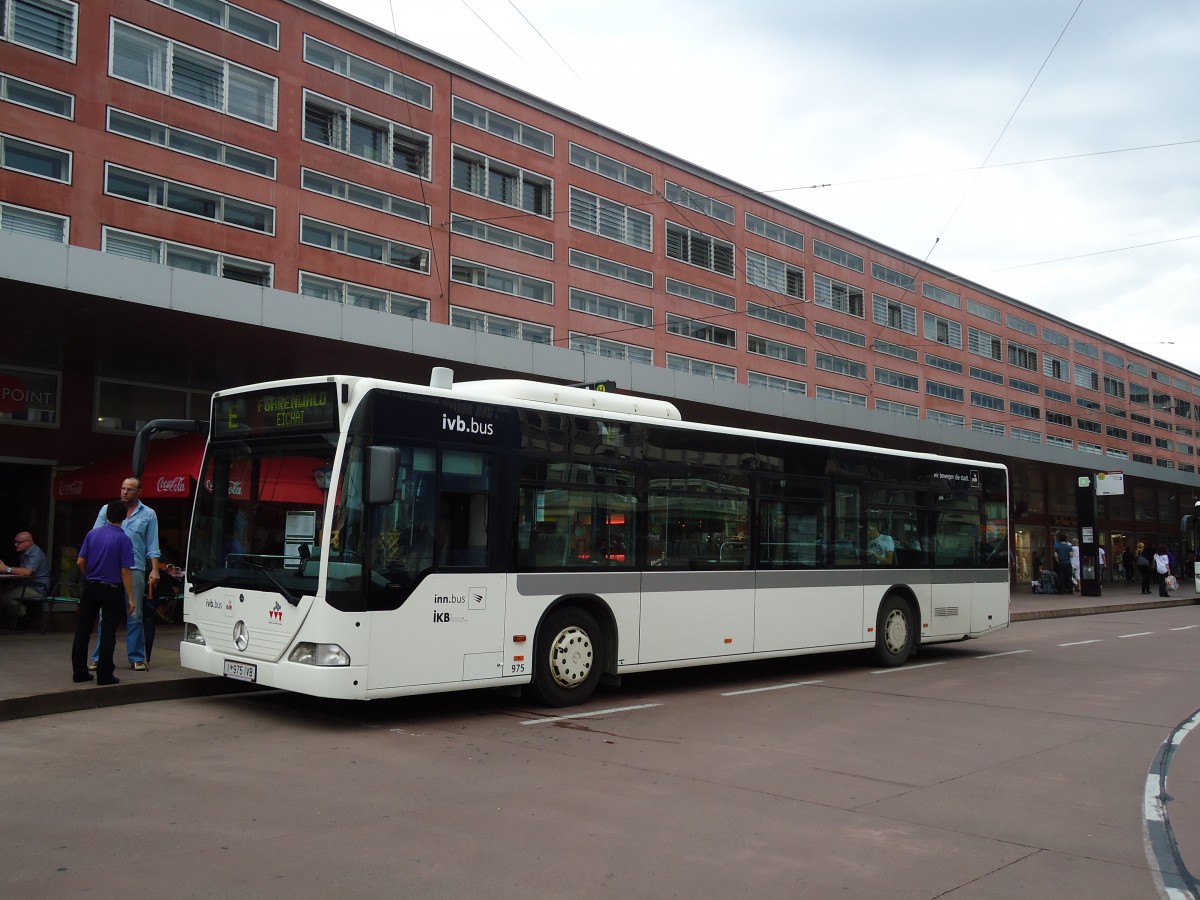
[1170,624,1200,631]
[1142,707,1200,899]
[721,680,823,696]
[975,649,1032,659]
[520,703,662,725]
[1059,639,1103,646]
[870,661,945,674]
[1120,631,1154,638]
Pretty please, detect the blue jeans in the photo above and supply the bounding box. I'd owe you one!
[92,569,146,665]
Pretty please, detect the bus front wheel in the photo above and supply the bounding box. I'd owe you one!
[874,595,915,667]
[531,607,602,707]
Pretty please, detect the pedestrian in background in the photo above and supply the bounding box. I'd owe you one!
[1137,541,1152,594]
[1154,544,1173,598]
[90,476,161,672]
[72,502,135,686]
[0,531,50,629]
[1052,533,1074,595]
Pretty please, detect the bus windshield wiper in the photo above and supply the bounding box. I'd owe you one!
[240,561,301,607]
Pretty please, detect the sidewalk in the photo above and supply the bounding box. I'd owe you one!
[1,579,1196,722]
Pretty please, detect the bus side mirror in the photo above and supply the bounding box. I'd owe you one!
[366,446,400,504]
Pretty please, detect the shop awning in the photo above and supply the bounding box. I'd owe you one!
[54,434,206,501]
[212,457,329,506]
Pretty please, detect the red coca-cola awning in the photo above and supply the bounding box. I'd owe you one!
[54,435,206,501]
[206,457,328,505]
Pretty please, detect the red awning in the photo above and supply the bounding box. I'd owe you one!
[208,457,328,505]
[54,435,206,501]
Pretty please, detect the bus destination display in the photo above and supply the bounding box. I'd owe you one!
[213,384,338,438]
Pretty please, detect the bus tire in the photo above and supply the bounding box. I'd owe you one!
[531,607,602,707]
[874,594,915,667]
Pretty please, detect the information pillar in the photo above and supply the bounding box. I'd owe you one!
[1076,474,1100,597]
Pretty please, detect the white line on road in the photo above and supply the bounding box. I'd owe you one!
[974,649,1032,659]
[870,662,945,674]
[1059,639,1103,646]
[520,703,662,725]
[1170,624,1200,631]
[721,680,823,696]
[1120,632,1154,638]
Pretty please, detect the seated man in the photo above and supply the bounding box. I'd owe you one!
[866,524,895,566]
[0,531,51,629]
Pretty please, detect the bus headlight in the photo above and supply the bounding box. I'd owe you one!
[288,642,350,666]
[184,623,206,645]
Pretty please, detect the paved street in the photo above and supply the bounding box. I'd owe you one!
[3,597,1200,899]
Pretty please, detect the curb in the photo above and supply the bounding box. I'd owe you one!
[0,677,264,723]
[1011,597,1199,621]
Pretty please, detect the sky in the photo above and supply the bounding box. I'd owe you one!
[321,0,1200,378]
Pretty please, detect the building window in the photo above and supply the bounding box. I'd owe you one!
[666,222,734,276]
[747,301,805,331]
[305,92,430,177]
[0,201,67,241]
[971,392,1004,411]
[815,322,866,347]
[1,72,73,117]
[1074,339,1099,359]
[968,326,1001,361]
[151,0,278,48]
[814,353,866,379]
[875,368,918,392]
[1043,327,1068,348]
[1045,411,1072,428]
[813,240,864,272]
[568,249,652,288]
[664,181,734,224]
[301,217,427,272]
[1008,340,1038,371]
[3,0,76,60]
[665,277,734,310]
[106,164,274,233]
[747,213,803,251]
[1078,419,1101,434]
[749,371,806,396]
[876,399,920,418]
[748,335,805,365]
[927,410,965,428]
[95,378,201,434]
[451,213,551,258]
[666,314,735,348]
[922,282,960,309]
[926,381,964,402]
[0,133,69,181]
[109,108,276,178]
[569,187,651,249]
[452,146,551,216]
[104,227,271,285]
[1044,352,1069,382]
[569,142,651,192]
[300,272,428,319]
[1011,427,1041,444]
[1047,435,1074,450]
[816,386,867,407]
[967,298,1001,323]
[666,353,736,382]
[110,21,276,127]
[1106,424,1128,440]
[970,366,1003,385]
[1103,374,1126,400]
[303,35,431,107]
[1078,442,1103,455]
[923,312,962,349]
[872,262,914,291]
[873,294,916,334]
[1011,401,1040,420]
[874,339,917,362]
[745,249,803,299]
[304,168,429,224]
[1074,363,1099,391]
[972,420,1005,437]
[569,332,652,365]
[814,273,864,317]
[1046,387,1072,405]
[1006,314,1037,336]
[1010,377,1039,395]
[450,257,550,303]
[451,306,552,344]
[569,287,652,328]
[453,96,553,155]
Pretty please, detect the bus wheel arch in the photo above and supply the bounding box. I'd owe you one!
[874,588,918,667]
[528,595,614,707]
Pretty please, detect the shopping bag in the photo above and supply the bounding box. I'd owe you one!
[1166,575,1179,591]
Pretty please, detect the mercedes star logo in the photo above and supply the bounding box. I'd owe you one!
[233,621,248,651]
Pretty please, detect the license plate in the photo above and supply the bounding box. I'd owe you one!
[224,659,257,683]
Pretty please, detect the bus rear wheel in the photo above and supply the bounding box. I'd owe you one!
[874,595,915,667]
[531,607,602,707]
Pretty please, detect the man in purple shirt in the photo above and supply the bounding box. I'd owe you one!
[72,502,136,686]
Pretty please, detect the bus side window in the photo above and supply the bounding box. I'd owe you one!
[438,492,489,567]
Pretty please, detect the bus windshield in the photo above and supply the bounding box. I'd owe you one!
[187,435,337,600]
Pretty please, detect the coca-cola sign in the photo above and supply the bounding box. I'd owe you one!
[57,479,84,497]
[157,475,188,494]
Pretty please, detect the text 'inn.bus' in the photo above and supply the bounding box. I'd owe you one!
[180,369,1010,705]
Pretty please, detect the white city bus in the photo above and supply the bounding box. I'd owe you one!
[180,369,1009,706]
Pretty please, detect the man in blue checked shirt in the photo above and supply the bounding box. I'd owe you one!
[89,476,161,672]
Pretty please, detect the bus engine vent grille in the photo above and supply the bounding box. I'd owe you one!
[933,606,960,618]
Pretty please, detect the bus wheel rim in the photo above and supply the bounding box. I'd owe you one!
[549,625,593,689]
[883,608,908,654]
